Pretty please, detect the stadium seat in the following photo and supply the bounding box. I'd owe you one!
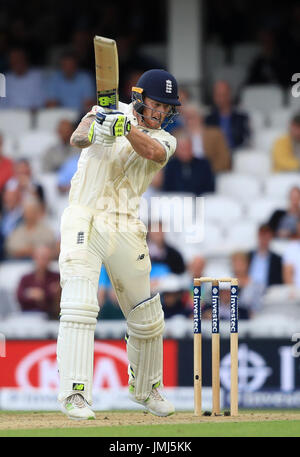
[54,194,69,223]
[287,87,300,111]
[0,109,32,137]
[35,108,79,132]
[212,64,247,98]
[269,239,290,257]
[224,219,258,251]
[0,288,21,317]
[17,130,57,161]
[232,42,261,68]
[264,173,300,199]
[204,43,226,77]
[247,110,266,133]
[260,285,300,318]
[40,173,69,223]
[216,173,262,201]
[139,44,167,67]
[2,134,17,159]
[202,195,244,224]
[180,222,225,260]
[240,85,284,116]
[253,128,285,153]
[248,313,298,337]
[149,192,195,233]
[233,150,271,177]
[0,261,33,292]
[203,257,232,279]
[245,197,286,224]
[269,108,293,130]
[38,172,60,215]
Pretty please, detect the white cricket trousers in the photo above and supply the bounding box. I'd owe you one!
[59,204,152,317]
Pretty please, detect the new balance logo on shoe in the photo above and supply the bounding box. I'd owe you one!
[73,383,85,391]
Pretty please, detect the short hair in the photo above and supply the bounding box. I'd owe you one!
[60,50,77,61]
[258,223,273,233]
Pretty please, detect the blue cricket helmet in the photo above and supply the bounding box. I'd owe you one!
[132,69,181,107]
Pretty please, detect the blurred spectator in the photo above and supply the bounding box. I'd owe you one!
[178,86,192,106]
[5,196,56,259]
[121,68,144,104]
[231,251,265,318]
[248,224,283,288]
[45,52,95,112]
[205,81,251,150]
[272,114,300,172]
[97,262,171,319]
[71,29,94,71]
[150,263,171,294]
[0,186,23,260]
[159,274,192,319]
[283,220,300,288]
[268,186,300,238]
[246,29,289,87]
[162,134,215,195]
[0,48,46,109]
[42,119,79,172]
[202,284,239,321]
[0,186,23,238]
[162,86,191,135]
[97,266,124,320]
[16,244,60,319]
[181,103,231,172]
[6,158,45,206]
[147,220,185,274]
[0,134,14,196]
[187,255,206,281]
[186,255,207,307]
[57,154,80,194]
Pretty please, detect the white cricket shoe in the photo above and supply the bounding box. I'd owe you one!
[61,394,96,420]
[129,382,175,417]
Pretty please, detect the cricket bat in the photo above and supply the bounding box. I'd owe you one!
[93,35,119,111]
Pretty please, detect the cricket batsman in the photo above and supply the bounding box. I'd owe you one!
[56,69,181,419]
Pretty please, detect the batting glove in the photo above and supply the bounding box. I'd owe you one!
[88,111,116,146]
[96,112,131,137]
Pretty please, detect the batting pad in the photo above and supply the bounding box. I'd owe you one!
[126,293,165,401]
[57,277,99,405]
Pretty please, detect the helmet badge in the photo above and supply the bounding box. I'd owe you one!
[166,79,172,94]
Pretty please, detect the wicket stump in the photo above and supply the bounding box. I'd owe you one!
[193,277,239,417]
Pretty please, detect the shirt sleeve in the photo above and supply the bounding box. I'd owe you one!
[150,131,177,167]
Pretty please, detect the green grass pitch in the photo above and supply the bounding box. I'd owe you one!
[0,410,300,437]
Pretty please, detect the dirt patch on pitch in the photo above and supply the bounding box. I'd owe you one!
[0,411,300,430]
